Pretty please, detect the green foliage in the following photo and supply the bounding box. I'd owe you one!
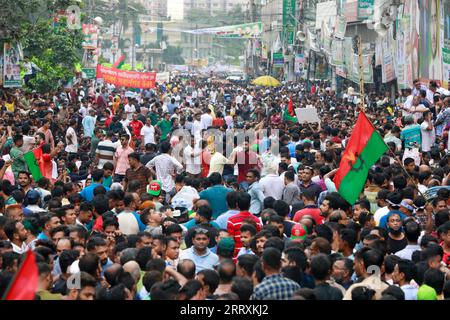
[162,46,185,65]
[21,17,83,93]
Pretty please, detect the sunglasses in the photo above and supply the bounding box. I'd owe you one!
[194,228,209,235]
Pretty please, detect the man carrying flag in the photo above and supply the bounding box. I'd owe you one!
[333,111,388,205]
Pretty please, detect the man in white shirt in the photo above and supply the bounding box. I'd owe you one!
[200,109,213,130]
[65,118,78,154]
[120,112,130,128]
[191,112,203,139]
[5,220,28,254]
[412,80,428,97]
[183,137,202,177]
[124,100,136,120]
[259,163,285,200]
[401,95,429,122]
[420,111,435,153]
[79,100,88,118]
[210,89,218,103]
[192,89,198,101]
[140,118,155,145]
[146,141,184,194]
[235,92,243,105]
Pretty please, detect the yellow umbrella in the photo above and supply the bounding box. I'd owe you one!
[252,75,281,87]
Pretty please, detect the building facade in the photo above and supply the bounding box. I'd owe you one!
[184,0,248,16]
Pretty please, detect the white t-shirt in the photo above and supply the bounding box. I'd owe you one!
[184,145,201,175]
[192,120,203,138]
[141,125,155,144]
[65,126,78,153]
[420,121,436,152]
[259,174,285,200]
[200,113,213,130]
[79,105,88,118]
[124,104,136,120]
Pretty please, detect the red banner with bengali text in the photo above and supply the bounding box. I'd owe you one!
[96,65,156,89]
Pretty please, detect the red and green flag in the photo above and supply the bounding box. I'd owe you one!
[113,54,125,69]
[3,250,39,300]
[24,148,43,181]
[283,97,297,122]
[333,112,387,205]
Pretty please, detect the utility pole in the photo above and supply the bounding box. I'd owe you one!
[195,23,198,66]
[357,35,366,111]
[250,0,257,77]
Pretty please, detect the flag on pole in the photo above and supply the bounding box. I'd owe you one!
[24,149,43,181]
[113,54,125,69]
[333,112,388,205]
[283,97,297,122]
[3,250,39,300]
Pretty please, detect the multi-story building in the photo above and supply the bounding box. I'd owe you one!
[135,0,168,20]
[184,0,248,16]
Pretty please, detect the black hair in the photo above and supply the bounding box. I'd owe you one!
[384,254,402,274]
[381,286,404,300]
[236,192,251,211]
[314,224,333,243]
[59,249,80,274]
[237,254,259,277]
[404,221,421,242]
[352,286,376,300]
[261,247,282,270]
[231,276,253,300]
[178,279,204,300]
[310,253,331,281]
[273,200,290,218]
[79,253,100,278]
[142,270,163,293]
[396,259,417,283]
[424,268,446,295]
[339,228,357,249]
[135,247,153,270]
[283,247,308,271]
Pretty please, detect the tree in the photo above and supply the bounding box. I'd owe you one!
[162,45,185,65]
[0,0,83,92]
[22,17,83,93]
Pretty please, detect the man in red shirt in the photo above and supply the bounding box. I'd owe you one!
[129,113,144,141]
[292,190,323,225]
[440,221,450,267]
[212,111,225,128]
[233,139,261,184]
[227,192,262,257]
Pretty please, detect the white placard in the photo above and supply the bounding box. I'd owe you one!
[295,107,320,124]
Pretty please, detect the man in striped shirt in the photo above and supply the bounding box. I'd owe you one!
[96,131,119,169]
[227,192,262,258]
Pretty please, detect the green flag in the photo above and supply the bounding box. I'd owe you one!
[24,151,43,181]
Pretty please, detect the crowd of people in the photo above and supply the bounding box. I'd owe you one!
[0,74,449,301]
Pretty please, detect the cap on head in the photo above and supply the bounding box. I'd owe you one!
[147,180,162,196]
[290,223,308,241]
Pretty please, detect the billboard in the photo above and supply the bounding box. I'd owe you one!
[3,43,22,88]
[419,0,443,83]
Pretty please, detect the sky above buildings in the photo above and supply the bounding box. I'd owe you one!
[167,0,184,20]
